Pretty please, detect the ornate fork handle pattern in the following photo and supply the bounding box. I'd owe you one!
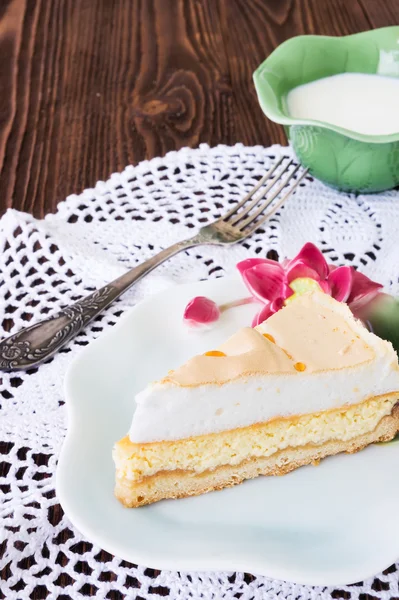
[0,160,306,371]
[0,238,197,370]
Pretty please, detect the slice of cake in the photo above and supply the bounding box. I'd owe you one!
[113,292,399,507]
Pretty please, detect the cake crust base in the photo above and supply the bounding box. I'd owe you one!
[115,404,399,507]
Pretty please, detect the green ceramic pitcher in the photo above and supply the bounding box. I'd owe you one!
[253,27,399,193]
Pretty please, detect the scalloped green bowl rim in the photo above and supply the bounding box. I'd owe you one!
[253,27,399,144]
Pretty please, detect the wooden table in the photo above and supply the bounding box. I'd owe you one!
[0,0,397,218]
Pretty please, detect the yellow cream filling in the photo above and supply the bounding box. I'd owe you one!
[114,395,397,482]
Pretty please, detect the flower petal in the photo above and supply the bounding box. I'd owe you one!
[327,266,353,302]
[347,270,383,311]
[252,304,273,327]
[183,296,220,326]
[319,280,331,294]
[286,261,322,284]
[241,262,289,303]
[236,258,277,276]
[270,296,286,312]
[252,297,285,327]
[286,242,329,280]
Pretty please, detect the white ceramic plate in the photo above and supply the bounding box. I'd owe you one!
[57,274,399,586]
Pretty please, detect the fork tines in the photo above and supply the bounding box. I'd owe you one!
[223,157,308,235]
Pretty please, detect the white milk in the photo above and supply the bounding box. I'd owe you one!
[286,73,399,135]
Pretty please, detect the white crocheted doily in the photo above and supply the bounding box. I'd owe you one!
[1,143,399,600]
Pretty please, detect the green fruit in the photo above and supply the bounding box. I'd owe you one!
[365,294,399,355]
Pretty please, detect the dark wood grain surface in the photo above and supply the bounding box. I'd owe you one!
[0,0,396,218]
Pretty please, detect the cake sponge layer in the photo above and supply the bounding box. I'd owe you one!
[114,393,398,483]
[115,403,399,507]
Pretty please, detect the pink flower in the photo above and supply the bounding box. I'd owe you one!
[183,296,220,327]
[237,243,383,326]
[347,269,384,314]
[183,243,384,329]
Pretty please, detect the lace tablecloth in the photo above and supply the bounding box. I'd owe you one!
[1,143,399,600]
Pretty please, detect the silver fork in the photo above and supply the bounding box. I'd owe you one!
[0,158,308,371]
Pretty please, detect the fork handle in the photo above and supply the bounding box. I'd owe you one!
[0,237,199,371]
